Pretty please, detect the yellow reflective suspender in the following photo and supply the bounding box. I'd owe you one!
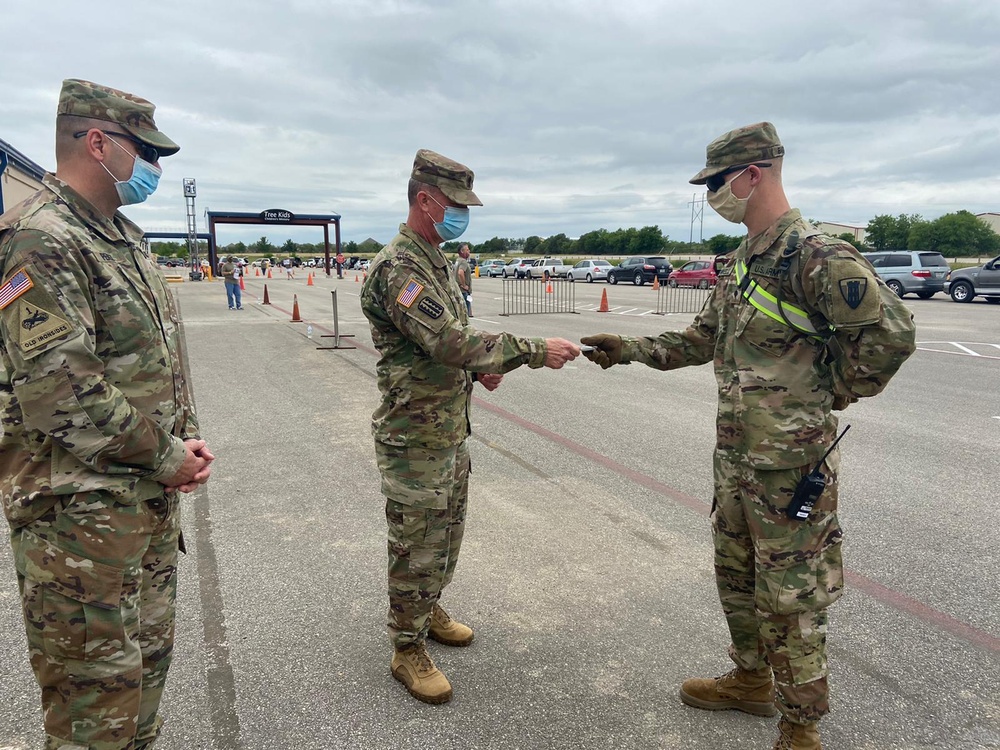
[734,260,826,339]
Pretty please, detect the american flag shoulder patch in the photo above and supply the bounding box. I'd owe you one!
[0,268,34,310]
[396,278,424,308]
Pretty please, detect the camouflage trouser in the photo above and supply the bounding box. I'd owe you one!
[712,450,844,724]
[10,491,180,750]
[375,439,470,650]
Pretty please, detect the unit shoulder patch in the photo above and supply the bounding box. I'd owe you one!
[827,258,881,326]
[417,297,444,319]
[17,300,73,354]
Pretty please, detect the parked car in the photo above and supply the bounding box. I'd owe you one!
[667,260,717,289]
[527,257,571,279]
[606,256,673,286]
[947,255,1000,303]
[862,250,950,298]
[566,259,613,282]
[502,258,537,278]
[480,259,507,277]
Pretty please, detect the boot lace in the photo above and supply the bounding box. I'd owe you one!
[407,644,434,674]
[433,605,452,626]
[772,718,795,750]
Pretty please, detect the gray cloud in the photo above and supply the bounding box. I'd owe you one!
[3,0,999,245]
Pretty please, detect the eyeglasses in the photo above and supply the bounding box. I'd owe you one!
[705,162,771,193]
[73,129,160,164]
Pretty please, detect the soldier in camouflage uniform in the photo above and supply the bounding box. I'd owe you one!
[582,123,915,750]
[360,149,580,705]
[0,79,213,750]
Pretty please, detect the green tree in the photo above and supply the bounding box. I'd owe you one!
[909,210,1000,258]
[523,235,543,254]
[836,232,867,250]
[705,233,742,255]
[629,225,665,255]
[865,214,923,251]
[281,239,297,254]
[342,240,358,254]
[252,236,274,254]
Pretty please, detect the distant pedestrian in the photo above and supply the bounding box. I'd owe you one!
[454,243,473,316]
[221,255,243,309]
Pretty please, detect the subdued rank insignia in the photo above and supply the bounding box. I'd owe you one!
[839,278,868,309]
[417,297,444,319]
[17,301,72,353]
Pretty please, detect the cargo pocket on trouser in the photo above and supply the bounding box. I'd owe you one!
[15,528,127,660]
[754,514,844,695]
[754,514,844,617]
[13,527,141,747]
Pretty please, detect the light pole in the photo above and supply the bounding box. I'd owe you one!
[184,178,202,281]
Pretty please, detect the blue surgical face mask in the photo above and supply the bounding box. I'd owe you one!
[429,195,470,241]
[101,136,162,205]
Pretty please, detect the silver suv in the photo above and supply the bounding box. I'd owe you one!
[862,251,951,299]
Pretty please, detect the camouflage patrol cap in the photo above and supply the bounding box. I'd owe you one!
[690,122,783,185]
[411,149,482,206]
[57,79,180,157]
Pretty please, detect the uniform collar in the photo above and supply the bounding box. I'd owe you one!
[399,223,447,269]
[746,208,803,260]
[42,173,146,247]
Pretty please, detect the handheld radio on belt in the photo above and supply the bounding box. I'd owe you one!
[786,424,851,521]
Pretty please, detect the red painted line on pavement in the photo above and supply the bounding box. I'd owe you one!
[250,286,1000,655]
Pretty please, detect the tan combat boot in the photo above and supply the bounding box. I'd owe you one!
[428,604,475,647]
[679,665,777,717]
[391,643,453,704]
[773,717,821,749]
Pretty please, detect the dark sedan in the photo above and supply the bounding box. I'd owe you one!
[607,256,673,286]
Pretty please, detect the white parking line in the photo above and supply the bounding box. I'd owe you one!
[952,343,980,356]
[915,342,1000,360]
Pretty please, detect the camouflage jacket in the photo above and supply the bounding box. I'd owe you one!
[621,209,911,469]
[0,174,199,526]
[361,224,546,449]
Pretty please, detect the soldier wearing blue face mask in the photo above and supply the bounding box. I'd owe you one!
[0,79,211,750]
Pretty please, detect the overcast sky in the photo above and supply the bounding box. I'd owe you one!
[4,0,1000,248]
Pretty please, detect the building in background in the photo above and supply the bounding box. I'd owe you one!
[815,221,867,244]
[975,212,1000,235]
[1,138,46,215]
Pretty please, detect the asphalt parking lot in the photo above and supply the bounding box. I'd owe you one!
[1,273,998,750]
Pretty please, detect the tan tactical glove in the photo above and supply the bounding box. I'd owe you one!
[580,334,623,369]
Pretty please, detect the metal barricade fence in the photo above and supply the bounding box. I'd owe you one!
[500,277,578,316]
[655,283,713,315]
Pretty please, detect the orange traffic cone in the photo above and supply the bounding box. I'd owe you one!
[652,276,660,290]
[598,288,610,313]
[262,284,271,305]
[255,267,260,277]
[239,275,246,291]
[307,272,314,286]
[545,281,553,294]
[267,268,273,279]
[291,294,302,322]
[355,274,359,282]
